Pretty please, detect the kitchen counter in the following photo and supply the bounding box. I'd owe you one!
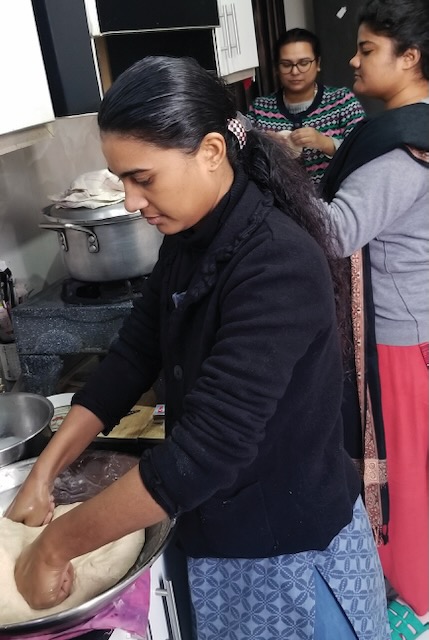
[50,396,165,456]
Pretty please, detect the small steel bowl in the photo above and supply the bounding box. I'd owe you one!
[0,392,54,468]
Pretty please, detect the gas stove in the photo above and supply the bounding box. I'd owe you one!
[61,276,147,305]
[12,278,145,396]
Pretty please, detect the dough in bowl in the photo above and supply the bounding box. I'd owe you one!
[0,503,145,624]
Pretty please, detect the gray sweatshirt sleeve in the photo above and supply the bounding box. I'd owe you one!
[321,148,426,257]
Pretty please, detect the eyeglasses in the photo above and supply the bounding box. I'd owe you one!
[278,58,316,74]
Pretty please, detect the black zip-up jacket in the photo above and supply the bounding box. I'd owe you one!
[74,176,360,558]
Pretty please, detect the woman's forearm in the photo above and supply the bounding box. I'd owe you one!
[30,405,104,485]
[39,465,168,563]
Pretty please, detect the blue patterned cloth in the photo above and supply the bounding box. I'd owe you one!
[187,497,390,640]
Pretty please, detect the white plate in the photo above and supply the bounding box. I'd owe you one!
[47,393,75,408]
[47,393,74,431]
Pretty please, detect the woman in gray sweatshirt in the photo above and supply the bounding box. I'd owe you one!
[320,0,429,632]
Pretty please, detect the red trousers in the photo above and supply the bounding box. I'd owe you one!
[377,343,428,615]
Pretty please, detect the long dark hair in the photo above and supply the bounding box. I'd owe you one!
[358,0,429,80]
[273,28,321,64]
[98,56,348,341]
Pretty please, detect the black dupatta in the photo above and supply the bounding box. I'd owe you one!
[321,102,429,544]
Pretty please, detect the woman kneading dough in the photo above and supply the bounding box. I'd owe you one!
[5,55,389,640]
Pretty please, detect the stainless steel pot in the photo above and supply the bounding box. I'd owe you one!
[40,203,163,282]
[0,451,175,637]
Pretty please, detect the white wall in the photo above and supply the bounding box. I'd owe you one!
[283,0,314,30]
[0,115,106,296]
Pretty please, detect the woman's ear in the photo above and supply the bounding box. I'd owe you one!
[402,46,422,71]
[199,132,227,171]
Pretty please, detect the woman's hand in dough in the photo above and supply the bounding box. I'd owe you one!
[4,477,55,526]
[14,537,74,610]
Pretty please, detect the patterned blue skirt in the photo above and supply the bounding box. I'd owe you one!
[187,497,390,640]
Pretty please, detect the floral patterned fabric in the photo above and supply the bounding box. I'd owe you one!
[187,497,390,640]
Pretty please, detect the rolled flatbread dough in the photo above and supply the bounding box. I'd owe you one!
[0,503,145,624]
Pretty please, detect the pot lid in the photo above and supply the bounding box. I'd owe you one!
[43,202,140,223]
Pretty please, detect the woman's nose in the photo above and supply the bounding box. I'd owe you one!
[349,52,359,68]
[124,189,149,213]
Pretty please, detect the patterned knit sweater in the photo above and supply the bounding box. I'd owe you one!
[247,84,365,184]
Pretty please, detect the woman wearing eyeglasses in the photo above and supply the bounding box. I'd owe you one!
[247,28,365,184]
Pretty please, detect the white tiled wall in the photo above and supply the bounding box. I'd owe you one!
[0,114,106,295]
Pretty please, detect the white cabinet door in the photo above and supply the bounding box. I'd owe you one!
[148,554,183,640]
[0,0,54,136]
[214,0,259,80]
[147,555,171,639]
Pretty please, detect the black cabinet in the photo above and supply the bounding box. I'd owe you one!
[95,0,219,32]
[105,31,217,81]
[312,0,382,115]
[32,0,220,118]
[32,0,101,117]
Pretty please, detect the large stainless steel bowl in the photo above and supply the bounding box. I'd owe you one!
[0,393,54,468]
[0,450,175,638]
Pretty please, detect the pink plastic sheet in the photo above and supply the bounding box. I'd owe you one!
[2,571,150,640]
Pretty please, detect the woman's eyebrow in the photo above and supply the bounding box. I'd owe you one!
[108,167,150,179]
